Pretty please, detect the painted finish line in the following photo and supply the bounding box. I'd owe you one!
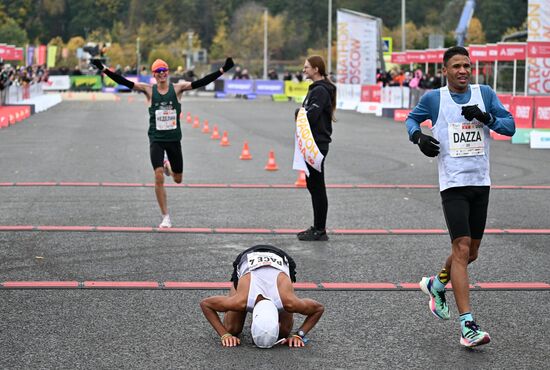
[1,281,549,291]
[1,182,550,190]
[1,225,550,235]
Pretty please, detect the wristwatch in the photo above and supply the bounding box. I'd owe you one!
[296,330,306,339]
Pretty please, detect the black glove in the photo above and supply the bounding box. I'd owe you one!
[412,131,440,157]
[90,59,105,71]
[461,105,491,124]
[222,57,234,73]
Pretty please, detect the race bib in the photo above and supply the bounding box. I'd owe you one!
[155,109,177,130]
[247,252,284,271]
[448,121,485,157]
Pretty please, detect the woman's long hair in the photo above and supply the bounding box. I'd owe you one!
[307,55,336,122]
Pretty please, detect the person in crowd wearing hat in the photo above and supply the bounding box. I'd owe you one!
[91,57,234,228]
[200,245,324,348]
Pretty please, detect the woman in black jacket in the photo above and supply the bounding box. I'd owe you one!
[296,55,336,241]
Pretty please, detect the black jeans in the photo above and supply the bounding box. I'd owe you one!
[305,149,328,230]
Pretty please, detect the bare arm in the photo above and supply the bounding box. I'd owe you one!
[279,278,324,336]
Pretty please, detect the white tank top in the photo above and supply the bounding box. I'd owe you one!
[238,252,290,313]
[432,85,491,191]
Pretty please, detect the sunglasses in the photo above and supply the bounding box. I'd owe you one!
[154,68,168,73]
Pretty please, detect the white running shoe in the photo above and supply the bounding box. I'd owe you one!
[159,215,172,228]
[163,154,172,177]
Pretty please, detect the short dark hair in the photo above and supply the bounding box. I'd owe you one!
[443,46,469,66]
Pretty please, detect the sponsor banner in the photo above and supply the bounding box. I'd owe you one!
[497,94,513,111]
[70,75,103,91]
[104,74,139,91]
[406,50,427,64]
[511,96,534,128]
[527,41,550,57]
[42,75,71,90]
[391,52,407,64]
[336,83,361,110]
[360,84,381,102]
[293,107,324,176]
[13,47,23,61]
[224,79,254,95]
[534,96,550,128]
[0,44,15,60]
[254,80,284,95]
[337,9,378,85]
[528,0,550,95]
[138,75,154,84]
[394,109,410,122]
[284,81,311,98]
[47,45,57,68]
[487,44,498,61]
[381,86,410,108]
[356,102,382,115]
[468,45,489,62]
[37,45,47,65]
[26,46,35,65]
[497,43,526,61]
[530,130,550,148]
[425,49,440,63]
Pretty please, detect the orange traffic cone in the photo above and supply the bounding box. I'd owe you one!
[202,119,211,133]
[186,112,192,123]
[91,93,96,101]
[193,116,200,128]
[294,171,306,187]
[211,125,221,139]
[239,141,252,160]
[220,131,230,146]
[264,150,279,171]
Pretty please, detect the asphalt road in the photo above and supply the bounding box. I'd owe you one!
[0,95,548,369]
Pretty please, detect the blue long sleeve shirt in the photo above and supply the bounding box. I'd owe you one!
[406,85,516,142]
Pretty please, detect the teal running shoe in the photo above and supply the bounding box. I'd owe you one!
[460,321,491,347]
[419,276,450,320]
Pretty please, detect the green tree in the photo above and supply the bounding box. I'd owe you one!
[466,17,486,45]
[0,16,28,45]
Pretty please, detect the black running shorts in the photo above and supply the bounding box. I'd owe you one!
[150,141,183,173]
[440,186,490,241]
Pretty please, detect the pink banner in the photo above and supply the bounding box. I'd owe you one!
[391,52,407,64]
[534,96,550,128]
[37,45,47,65]
[527,41,550,57]
[468,45,489,62]
[13,47,23,61]
[360,85,381,102]
[511,96,534,128]
[0,44,15,60]
[497,43,526,61]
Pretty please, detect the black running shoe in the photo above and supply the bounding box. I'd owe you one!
[297,227,329,241]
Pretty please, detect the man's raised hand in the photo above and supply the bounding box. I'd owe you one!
[222,58,234,73]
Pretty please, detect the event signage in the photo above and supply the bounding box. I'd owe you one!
[497,43,527,61]
[42,75,71,91]
[391,52,407,64]
[254,80,284,95]
[223,80,254,95]
[527,0,550,95]
[0,44,15,60]
[337,9,378,85]
[468,45,489,62]
[284,81,311,98]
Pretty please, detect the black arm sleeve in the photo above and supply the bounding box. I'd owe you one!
[103,69,135,89]
[191,70,222,89]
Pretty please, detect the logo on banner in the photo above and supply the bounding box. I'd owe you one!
[293,107,324,176]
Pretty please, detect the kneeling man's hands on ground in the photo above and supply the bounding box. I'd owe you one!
[221,333,240,347]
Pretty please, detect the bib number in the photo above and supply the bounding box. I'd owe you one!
[155,109,177,131]
[448,121,485,157]
[247,252,284,271]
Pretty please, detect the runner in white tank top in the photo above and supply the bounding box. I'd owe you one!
[200,245,324,349]
[405,46,515,348]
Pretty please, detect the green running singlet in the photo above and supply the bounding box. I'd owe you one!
[148,83,182,142]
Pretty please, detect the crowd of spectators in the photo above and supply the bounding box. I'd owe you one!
[377,68,443,90]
